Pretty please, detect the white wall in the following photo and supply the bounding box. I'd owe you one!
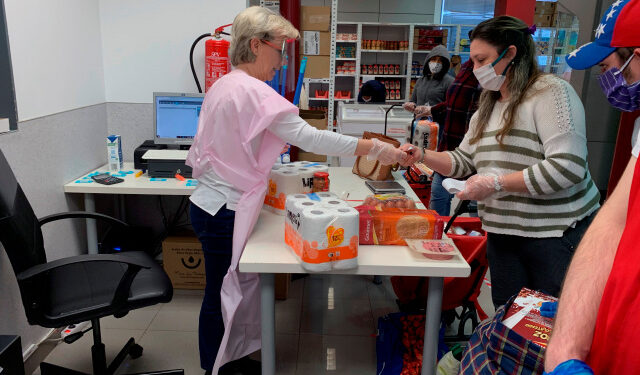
[99,0,246,103]
[4,0,105,121]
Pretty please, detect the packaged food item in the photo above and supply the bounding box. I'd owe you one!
[356,206,443,245]
[312,171,330,192]
[502,288,557,348]
[404,238,459,260]
[362,193,417,209]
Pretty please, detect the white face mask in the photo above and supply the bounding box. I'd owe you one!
[473,49,510,91]
[428,62,443,74]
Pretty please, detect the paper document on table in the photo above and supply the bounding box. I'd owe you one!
[442,178,466,194]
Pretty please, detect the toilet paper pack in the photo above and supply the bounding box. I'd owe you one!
[284,193,359,272]
[264,162,329,215]
[407,119,439,151]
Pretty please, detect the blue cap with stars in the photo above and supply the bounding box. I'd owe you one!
[566,0,633,70]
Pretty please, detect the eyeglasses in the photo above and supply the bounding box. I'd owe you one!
[261,39,291,62]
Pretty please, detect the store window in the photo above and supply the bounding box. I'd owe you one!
[440,0,495,25]
[0,0,17,132]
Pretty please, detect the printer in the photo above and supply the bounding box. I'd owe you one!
[134,140,167,171]
[142,149,192,178]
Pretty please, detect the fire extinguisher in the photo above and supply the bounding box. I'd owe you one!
[189,24,232,93]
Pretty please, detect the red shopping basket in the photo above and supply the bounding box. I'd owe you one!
[391,202,489,340]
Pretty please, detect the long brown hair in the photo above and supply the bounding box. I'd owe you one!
[468,16,543,145]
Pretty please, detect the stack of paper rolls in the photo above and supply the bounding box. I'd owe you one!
[285,193,359,272]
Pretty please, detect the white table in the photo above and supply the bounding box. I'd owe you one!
[63,162,195,253]
[240,168,470,375]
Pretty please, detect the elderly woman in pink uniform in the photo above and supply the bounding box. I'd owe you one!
[186,6,407,375]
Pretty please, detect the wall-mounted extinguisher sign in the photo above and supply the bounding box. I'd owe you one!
[205,24,231,92]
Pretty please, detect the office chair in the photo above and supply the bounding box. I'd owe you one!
[0,149,183,375]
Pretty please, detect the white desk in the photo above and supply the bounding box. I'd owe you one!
[240,168,470,375]
[63,162,195,253]
[65,165,470,374]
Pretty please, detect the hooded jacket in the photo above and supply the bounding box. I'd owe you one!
[357,80,386,103]
[410,45,454,106]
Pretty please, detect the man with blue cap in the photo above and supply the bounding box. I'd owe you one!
[544,0,640,374]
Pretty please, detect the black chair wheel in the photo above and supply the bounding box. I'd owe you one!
[129,343,143,359]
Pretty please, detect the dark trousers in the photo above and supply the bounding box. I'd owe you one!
[487,211,597,309]
[190,202,235,371]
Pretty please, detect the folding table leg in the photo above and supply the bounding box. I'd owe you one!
[261,273,276,375]
[422,277,444,375]
[84,193,98,254]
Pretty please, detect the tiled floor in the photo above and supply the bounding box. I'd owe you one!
[32,275,495,375]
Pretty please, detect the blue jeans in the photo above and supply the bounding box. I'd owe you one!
[429,172,453,216]
[190,202,235,371]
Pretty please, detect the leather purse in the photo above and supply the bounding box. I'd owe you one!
[352,131,401,181]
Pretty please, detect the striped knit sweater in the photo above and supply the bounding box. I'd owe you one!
[445,74,600,238]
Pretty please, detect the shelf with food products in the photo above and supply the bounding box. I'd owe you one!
[361,49,409,53]
[326,16,475,138]
[336,57,357,61]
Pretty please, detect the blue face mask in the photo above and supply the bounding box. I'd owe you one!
[598,54,640,112]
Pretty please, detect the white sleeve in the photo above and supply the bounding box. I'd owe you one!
[269,113,358,156]
[632,117,640,158]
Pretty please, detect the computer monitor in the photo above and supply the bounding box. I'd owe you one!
[153,92,205,145]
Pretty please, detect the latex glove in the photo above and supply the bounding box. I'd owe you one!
[414,105,431,117]
[543,360,594,375]
[540,301,558,318]
[403,102,416,112]
[367,138,407,165]
[456,174,504,201]
[398,144,423,166]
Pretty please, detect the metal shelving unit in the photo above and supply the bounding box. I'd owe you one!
[327,7,474,132]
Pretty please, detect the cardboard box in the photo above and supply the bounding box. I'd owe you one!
[303,55,330,79]
[555,11,575,28]
[298,151,327,162]
[535,1,557,15]
[106,135,123,172]
[533,13,553,27]
[302,31,330,55]
[162,236,205,289]
[301,6,331,31]
[300,109,327,130]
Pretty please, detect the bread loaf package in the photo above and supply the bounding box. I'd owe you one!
[355,205,443,245]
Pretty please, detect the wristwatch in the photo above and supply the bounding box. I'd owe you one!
[493,175,503,192]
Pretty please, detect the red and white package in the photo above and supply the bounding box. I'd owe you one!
[404,238,459,260]
[502,287,557,348]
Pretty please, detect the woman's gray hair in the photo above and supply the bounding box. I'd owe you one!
[229,6,299,66]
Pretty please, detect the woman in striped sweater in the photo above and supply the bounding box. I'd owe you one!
[401,16,600,308]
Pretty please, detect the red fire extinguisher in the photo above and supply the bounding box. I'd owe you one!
[205,24,232,92]
[190,24,232,93]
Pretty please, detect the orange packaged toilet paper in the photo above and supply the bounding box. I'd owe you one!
[285,193,359,271]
